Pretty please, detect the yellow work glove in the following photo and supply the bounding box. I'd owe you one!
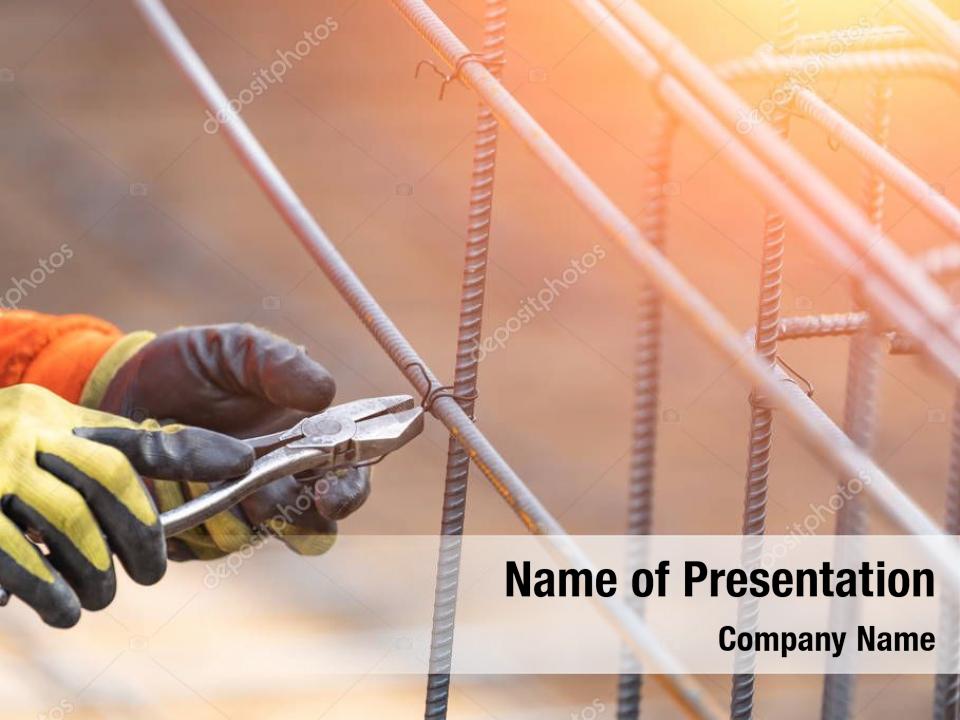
[0,384,253,627]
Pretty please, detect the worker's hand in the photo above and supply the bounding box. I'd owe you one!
[95,324,372,559]
[0,384,253,627]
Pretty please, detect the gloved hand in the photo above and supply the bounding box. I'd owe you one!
[89,324,371,559]
[0,384,253,627]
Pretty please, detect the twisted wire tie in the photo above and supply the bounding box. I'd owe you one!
[414,52,506,100]
[404,360,479,416]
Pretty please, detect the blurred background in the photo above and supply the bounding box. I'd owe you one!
[1,0,959,716]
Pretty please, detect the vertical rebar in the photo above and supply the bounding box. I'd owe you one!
[819,76,891,720]
[934,391,960,720]
[423,3,506,718]
[730,4,797,718]
[616,111,676,720]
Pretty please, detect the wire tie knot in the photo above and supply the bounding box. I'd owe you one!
[404,361,479,415]
[414,52,505,100]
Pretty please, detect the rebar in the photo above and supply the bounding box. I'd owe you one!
[789,24,920,54]
[730,5,797,717]
[588,0,960,382]
[918,244,960,279]
[890,0,960,63]
[935,392,960,720]
[820,77,891,720]
[777,312,871,340]
[792,88,960,239]
[424,1,506,717]
[616,111,676,720]
[715,49,960,85]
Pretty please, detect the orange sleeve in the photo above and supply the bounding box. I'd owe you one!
[0,311,122,404]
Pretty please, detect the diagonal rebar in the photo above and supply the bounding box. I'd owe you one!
[791,87,960,238]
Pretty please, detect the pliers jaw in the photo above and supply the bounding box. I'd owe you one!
[284,394,423,465]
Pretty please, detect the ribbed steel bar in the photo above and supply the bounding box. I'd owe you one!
[133,1,727,716]
[590,0,960,381]
[387,0,960,580]
[789,24,920,54]
[935,392,960,719]
[820,77,892,720]
[731,4,798,717]
[714,49,959,85]
[616,111,676,720]
[778,312,871,340]
[424,1,506,717]
[793,87,960,238]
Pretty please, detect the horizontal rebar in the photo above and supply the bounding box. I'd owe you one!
[715,48,960,84]
[587,0,960,383]
[793,87,960,237]
[778,312,871,340]
[789,24,920,54]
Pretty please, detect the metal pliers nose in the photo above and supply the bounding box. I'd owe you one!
[160,395,424,536]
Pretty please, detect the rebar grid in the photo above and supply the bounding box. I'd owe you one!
[423,3,507,718]
[391,0,960,573]
[130,0,960,717]
[569,0,960,393]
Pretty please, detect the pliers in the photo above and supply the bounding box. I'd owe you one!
[160,395,424,536]
[0,395,422,608]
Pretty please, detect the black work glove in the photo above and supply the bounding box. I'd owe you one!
[93,324,371,559]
